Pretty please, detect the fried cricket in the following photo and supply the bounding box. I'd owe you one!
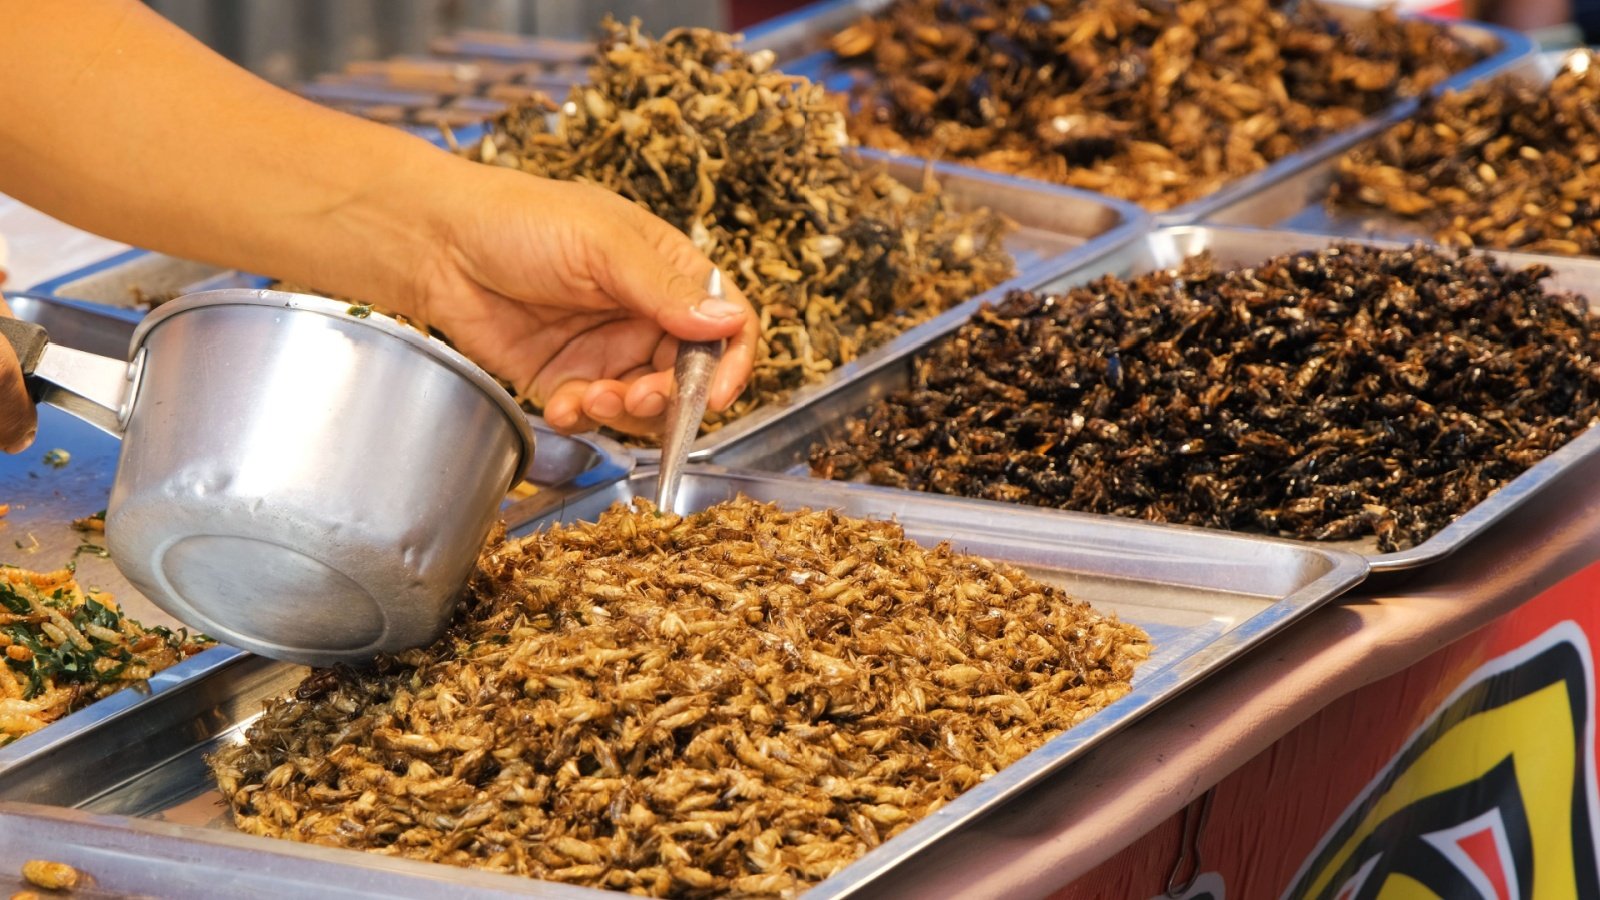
[212,498,1148,897]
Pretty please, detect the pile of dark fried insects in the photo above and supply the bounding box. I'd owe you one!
[210,499,1149,898]
[472,20,1013,433]
[832,0,1483,211]
[1330,51,1600,256]
[810,245,1600,552]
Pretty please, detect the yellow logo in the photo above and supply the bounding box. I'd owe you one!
[1286,623,1599,900]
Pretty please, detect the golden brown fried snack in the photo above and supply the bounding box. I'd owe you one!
[1331,52,1600,256]
[213,498,1148,897]
[836,0,1483,211]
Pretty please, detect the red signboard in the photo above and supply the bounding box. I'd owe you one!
[1054,561,1600,899]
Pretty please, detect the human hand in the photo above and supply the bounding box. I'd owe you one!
[404,162,757,436]
[0,296,37,454]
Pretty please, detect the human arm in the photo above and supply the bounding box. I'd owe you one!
[0,0,756,447]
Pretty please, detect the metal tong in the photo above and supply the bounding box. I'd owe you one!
[655,269,726,513]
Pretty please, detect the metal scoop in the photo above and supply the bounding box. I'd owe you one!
[655,269,726,513]
[0,289,533,666]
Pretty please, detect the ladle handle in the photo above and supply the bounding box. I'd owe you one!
[654,269,727,513]
[0,316,137,437]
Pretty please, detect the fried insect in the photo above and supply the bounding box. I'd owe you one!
[19,860,79,892]
[833,0,1483,211]
[810,245,1600,551]
[471,20,1013,434]
[1331,51,1600,256]
[211,499,1148,898]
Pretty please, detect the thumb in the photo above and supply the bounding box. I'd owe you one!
[0,297,37,454]
[655,276,750,343]
[590,228,751,344]
[582,199,755,339]
[574,198,759,410]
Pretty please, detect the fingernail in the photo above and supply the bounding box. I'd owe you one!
[588,393,623,419]
[693,298,744,320]
[545,408,577,430]
[718,376,750,407]
[635,391,667,418]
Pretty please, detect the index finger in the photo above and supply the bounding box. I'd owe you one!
[709,299,758,412]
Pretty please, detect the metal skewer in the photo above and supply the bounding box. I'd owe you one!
[654,269,726,513]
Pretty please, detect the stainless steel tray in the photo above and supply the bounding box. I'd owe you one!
[299,32,587,142]
[0,800,569,899]
[0,293,632,772]
[713,225,1600,572]
[1206,51,1570,237]
[25,249,264,312]
[339,56,584,96]
[5,293,146,360]
[745,0,1534,226]
[427,32,593,67]
[0,467,1366,899]
[295,81,527,139]
[24,157,1151,466]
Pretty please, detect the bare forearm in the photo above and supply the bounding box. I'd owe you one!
[0,4,758,442]
[0,0,452,309]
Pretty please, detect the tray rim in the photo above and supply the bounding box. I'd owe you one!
[23,248,161,312]
[0,799,607,899]
[0,645,246,776]
[3,290,147,333]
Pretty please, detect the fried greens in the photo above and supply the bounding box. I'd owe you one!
[0,566,210,745]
